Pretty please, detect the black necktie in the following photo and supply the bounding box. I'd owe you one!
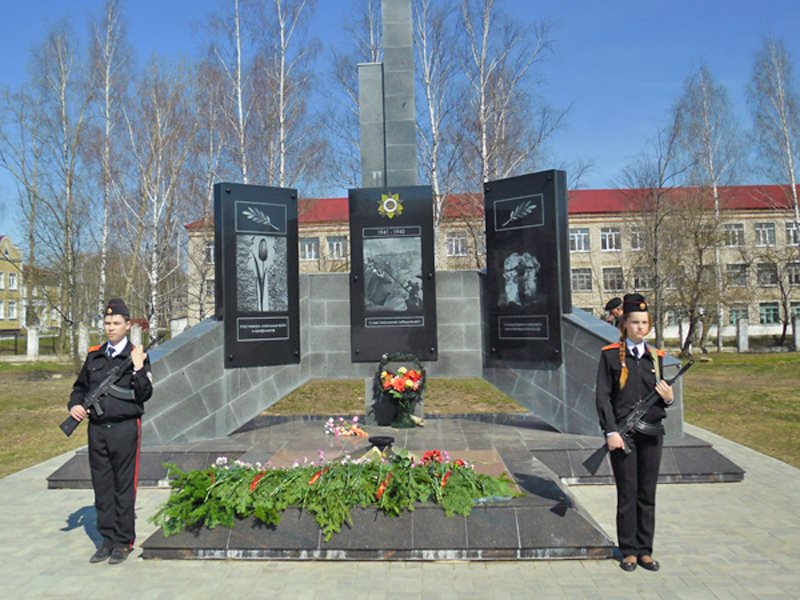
[106,346,114,359]
[631,346,638,359]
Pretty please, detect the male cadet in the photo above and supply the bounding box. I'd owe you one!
[68,298,153,564]
[604,297,624,327]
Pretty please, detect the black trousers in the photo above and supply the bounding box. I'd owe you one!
[609,431,663,558]
[88,419,141,549]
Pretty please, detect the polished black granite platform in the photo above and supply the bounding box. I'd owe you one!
[47,414,744,561]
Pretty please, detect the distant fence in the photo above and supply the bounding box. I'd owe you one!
[0,332,59,356]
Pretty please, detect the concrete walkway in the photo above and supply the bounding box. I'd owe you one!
[2,423,798,599]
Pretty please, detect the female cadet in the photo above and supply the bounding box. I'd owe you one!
[595,293,674,572]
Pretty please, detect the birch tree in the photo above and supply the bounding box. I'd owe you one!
[748,35,800,232]
[326,0,382,188]
[620,109,689,347]
[676,65,742,351]
[123,59,195,332]
[89,0,131,324]
[458,0,564,186]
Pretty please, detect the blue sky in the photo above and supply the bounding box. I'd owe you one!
[1,0,799,240]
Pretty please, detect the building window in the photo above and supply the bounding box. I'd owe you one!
[754,222,776,247]
[600,227,621,251]
[602,267,624,291]
[787,221,800,246]
[7,301,16,320]
[723,223,745,247]
[759,302,780,324]
[205,242,215,264]
[664,309,679,326]
[791,302,800,319]
[0,300,4,319]
[788,262,800,285]
[0,272,4,289]
[726,263,748,287]
[729,305,748,325]
[571,268,592,292]
[7,272,16,290]
[633,267,654,290]
[446,231,468,257]
[629,226,645,251]
[569,228,591,252]
[205,279,215,301]
[299,237,319,260]
[756,262,778,286]
[327,236,347,260]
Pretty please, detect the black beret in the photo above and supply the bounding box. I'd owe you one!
[604,297,622,312]
[623,293,648,314]
[104,298,130,318]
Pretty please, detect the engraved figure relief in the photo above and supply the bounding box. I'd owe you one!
[500,252,540,307]
[236,235,288,312]
[363,237,423,313]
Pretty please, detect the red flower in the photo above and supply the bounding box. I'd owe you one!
[308,467,328,485]
[422,449,444,464]
[249,472,266,492]
[455,459,466,467]
[441,470,452,488]
[375,472,393,500]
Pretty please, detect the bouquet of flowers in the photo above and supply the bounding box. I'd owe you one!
[324,416,368,437]
[375,353,426,428]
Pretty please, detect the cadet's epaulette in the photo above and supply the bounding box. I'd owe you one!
[601,342,620,351]
[655,348,666,357]
[88,344,102,353]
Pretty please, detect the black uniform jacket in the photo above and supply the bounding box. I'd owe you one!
[68,340,153,424]
[595,342,668,435]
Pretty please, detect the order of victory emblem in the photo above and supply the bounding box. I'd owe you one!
[378,193,403,219]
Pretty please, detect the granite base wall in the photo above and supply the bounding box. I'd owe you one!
[143,271,684,446]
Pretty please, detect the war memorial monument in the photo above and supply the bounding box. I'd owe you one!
[48,0,742,561]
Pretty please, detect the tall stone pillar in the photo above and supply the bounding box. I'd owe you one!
[358,0,416,188]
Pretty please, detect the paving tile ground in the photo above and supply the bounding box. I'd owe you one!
[2,423,799,599]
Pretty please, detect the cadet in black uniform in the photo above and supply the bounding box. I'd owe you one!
[68,299,152,564]
[595,293,674,572]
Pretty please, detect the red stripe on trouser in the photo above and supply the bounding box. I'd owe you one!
[130,418,141,550]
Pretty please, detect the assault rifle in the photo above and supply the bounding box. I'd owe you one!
[582,359,694,475]
[59,333,164,437]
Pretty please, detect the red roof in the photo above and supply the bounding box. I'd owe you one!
[568,185,798,214]
[185,184,798,229]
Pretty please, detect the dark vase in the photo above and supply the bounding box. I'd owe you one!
[391,398,416,429]
[372,395,396,426]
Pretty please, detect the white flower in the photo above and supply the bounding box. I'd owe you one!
[215,456,228,466]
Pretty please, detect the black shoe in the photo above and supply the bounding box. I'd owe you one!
[619,558,637,572]
[108,547,131,564]
[638,556,660,571]
[89,546,112,563]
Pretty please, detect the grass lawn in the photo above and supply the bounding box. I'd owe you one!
[681,352,800,468]
[1,351,798,479]
[0,362,85,479]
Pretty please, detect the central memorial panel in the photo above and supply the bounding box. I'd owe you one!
[349,186,437,362]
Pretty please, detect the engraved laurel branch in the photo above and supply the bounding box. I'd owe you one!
[243,206,279,231]
[501,200,536,227]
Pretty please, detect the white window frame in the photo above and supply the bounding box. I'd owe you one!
[446,231,468,257]
[299,237,319,261]
[205,278,215,301]
[0,299,4,319]
[327,236,347,260]
[0,272,4,290]
[754,222,776,247]
[756,262,778,287]
[788,262,800,286]
[629,226,645,251]
[633,267,654,290]
[724,223,745,247]
[7,300,16,320]
[786,221,800,246]
[726,263,748,287]
[571,268,592,292]
[600,227,621,252]
[602,267,624,292]
[205,242,215,264]
[569,228,591,252]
